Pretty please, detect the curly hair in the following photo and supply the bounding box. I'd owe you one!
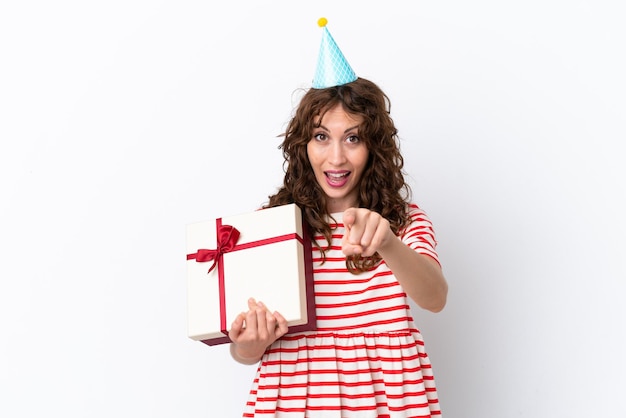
[264,77,412,273]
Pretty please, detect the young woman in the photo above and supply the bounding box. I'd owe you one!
[228,77,448,417]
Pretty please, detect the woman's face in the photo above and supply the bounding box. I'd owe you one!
[307,104,369,213]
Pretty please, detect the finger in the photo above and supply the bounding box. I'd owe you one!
[342,226,352,252]
[343,208,356,229]
[255,305,269,340]
[346,210,368,246]
[231,312,245,331]
[342,226,363,255]
[364,217,392,256]
[342,241,363,256]
[342,224,362,255]
[248,297,257,311]
[257,300,271,313]
[273,311,289,338]
[264,309,277,334]
[245,308,258,333]
[229,312,246,341]
[358,213,379,248]
[360,214,386,255]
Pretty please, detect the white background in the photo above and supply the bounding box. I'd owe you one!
[1,1,625,417]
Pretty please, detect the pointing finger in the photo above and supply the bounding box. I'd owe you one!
[343,208,356,229]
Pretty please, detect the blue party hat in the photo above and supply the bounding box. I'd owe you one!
[312,18,357,89]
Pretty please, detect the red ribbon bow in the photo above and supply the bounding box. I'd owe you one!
[189,225,241,273]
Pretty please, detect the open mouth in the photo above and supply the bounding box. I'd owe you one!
[325,171,350,186]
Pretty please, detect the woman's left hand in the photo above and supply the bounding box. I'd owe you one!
[342,208,394,257]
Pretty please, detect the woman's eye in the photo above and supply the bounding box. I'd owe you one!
[346,135,360,143]
[314,133,326,141]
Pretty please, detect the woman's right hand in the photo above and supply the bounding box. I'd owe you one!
[229,298,288,364]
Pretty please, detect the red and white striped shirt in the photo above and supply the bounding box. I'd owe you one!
[243,204,442,417]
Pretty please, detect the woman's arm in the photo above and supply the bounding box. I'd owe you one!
[342,208,448,312]
[377,234,447,312]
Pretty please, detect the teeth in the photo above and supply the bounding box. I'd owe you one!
[327,172,348,179]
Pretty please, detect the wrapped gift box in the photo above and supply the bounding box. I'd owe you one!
[186,203,316,346]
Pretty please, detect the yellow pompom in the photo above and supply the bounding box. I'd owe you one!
[317,17,328,27]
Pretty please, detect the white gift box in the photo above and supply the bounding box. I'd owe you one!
[186,203,316,346]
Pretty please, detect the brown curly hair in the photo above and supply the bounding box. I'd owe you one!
[264,77,412,273]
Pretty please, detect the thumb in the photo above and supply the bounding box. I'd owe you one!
[229,312,245,341]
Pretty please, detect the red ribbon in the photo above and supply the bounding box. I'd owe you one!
[187,225,241,273]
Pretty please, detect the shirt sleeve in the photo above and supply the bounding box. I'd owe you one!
[399,203,440,266]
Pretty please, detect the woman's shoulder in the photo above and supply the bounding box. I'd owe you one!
[407,202,430,218]
[403,202,436,233]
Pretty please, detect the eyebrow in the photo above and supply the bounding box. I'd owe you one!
[317,124,360,134]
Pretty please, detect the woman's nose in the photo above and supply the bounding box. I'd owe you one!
[328,141,346,165]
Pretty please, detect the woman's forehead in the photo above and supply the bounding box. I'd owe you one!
[314,104,364,125]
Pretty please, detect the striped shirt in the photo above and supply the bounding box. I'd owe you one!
[242,204,442,417]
